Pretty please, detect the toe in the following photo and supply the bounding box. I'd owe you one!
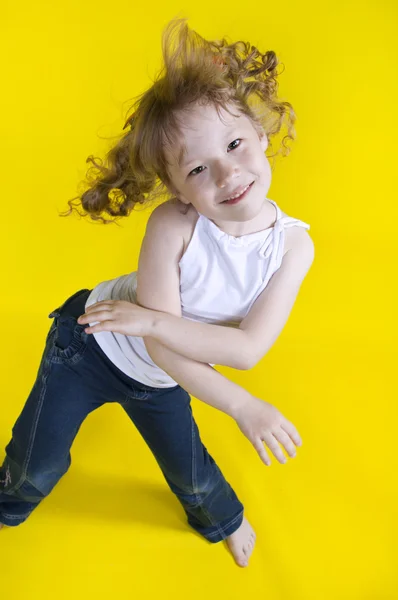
[246,542,253,555]
[238,550,249,566]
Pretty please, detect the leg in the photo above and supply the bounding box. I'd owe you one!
[0,289,122,526]
[120,385,244,544]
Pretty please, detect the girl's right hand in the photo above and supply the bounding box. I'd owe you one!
[233,396,302,466]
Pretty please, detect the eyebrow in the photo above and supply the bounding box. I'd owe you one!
[177,126,238,169]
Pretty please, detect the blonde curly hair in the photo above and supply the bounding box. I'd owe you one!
[60,18,296,225]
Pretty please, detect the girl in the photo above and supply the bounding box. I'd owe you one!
[0,18,314,568]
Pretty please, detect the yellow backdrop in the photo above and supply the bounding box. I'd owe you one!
[0,1,396,598]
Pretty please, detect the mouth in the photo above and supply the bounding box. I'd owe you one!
[221,181,254,205]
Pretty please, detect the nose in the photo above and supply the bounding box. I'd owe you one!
[215,161,240,188]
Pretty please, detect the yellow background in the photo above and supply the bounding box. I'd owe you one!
[1,1,397,598]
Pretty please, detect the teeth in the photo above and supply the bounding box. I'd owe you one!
[225,183,250,201]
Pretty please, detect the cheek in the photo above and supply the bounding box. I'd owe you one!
[180,178,208,205]
[188,176,208,194]
[256,153,271,177]
[242,146,265,168]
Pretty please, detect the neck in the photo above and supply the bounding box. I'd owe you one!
[210,200,277,237]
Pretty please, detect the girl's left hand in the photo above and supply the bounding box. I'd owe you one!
[77,300,155,337]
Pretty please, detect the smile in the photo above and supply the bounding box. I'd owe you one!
[222,181,254,205]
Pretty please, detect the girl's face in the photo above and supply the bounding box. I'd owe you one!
[165,101,272,231]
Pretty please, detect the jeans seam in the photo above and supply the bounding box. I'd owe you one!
[191,413,226,541]
[8,352,53,494]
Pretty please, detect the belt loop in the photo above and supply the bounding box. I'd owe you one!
[47,289,92,320]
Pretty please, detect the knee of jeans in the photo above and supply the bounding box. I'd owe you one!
[12,467,68,502]
[29,454,72,498]
[14,476,47,502]
[2,453,70,499]
[17,463,70,500]
[176,475,214,499]
[1,461,46,502]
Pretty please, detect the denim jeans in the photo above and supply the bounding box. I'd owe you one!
[0,288,244,542]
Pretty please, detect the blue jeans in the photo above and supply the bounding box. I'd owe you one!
[0,288,244,542]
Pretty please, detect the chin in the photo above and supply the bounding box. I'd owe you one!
[239,196,268,218]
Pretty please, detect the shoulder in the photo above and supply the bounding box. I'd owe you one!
[148,199,199,255]
[277,204,314,258]
[284,224,315,266]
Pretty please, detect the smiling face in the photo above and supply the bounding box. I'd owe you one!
[164,101,273,234]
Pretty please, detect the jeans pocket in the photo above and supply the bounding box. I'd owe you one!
[49,316,88,364]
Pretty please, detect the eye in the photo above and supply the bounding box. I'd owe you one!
[228,138,242,150]
[188,139,242,177]
[189,165,205,177]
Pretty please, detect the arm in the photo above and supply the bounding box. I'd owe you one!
[239,228,315,368]
[143,337,303,468]
[140,226,315,370]
[137,202,304,467]
[144,337,252,419]
[136,201,253,418]
[147,313,249,369]
[136,200,250,370]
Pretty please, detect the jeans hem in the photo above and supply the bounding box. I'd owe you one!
[194,508,245,544]
[0,512,30,527]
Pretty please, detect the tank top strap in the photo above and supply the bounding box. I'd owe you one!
[258,199,311,262]
[268,199,282,220]
[257,199,284,259]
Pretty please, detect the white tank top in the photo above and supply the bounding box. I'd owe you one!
[85,199,310,387]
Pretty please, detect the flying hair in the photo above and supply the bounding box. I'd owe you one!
[60,18,296,225]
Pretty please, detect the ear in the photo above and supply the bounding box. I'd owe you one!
[259,129,268,152]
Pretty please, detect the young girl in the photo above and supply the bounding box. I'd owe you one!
[0,18,314,568]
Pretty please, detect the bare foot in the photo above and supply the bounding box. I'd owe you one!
[0,523,5,530]
[225,516,256,567]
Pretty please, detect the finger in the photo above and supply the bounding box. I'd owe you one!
[280,420,303,447]
[84,319,113,333]
[83,305,111,316]
[79,311,113,328]
[261,432,287,464]
[84,301,114,314]
[272,428,297,459]
[252,438,271,466]
[78,309,112,324]
[82,321,101,333]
